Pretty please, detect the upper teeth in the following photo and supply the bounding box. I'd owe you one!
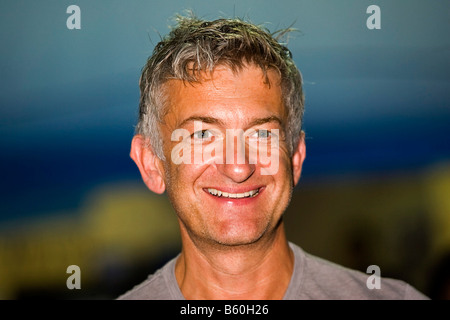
[207,188,259,198]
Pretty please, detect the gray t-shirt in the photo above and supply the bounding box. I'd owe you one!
[117,242,429,300]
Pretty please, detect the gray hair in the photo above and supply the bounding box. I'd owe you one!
[136,13,304,160]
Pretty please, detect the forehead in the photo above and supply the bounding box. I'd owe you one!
[162,64,286,123]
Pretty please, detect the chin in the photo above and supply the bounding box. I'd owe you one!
[213,238,261,247]
[211,224,266,247]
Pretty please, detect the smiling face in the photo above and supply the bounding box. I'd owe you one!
[147,64,305,247]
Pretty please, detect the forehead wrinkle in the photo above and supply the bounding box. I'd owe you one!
[163,66,286,130]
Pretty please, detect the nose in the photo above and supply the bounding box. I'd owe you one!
[216,162,256,183]
[216,133,255,183]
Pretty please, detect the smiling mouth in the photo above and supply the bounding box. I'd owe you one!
[206,188,260,199]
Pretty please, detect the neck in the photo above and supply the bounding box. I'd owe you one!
[175,222,294,300]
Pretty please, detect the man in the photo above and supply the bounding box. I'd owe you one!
[118,14,428,300]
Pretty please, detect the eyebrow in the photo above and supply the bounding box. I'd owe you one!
[178,116,225,128]
[178,115,284,129]
[247,116,284,127]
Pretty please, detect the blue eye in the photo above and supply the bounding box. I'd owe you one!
[247,129,279,142]
[257,129,271,139]
[192,130,213,140]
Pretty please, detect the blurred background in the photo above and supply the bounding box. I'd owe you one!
[0,0,449,299]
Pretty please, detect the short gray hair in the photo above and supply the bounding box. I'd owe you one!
[136,13,304,160]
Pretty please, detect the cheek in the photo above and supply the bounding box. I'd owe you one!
[275,150,295,186]
[165,162,206,193]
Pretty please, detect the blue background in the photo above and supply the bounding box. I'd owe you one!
[1,0,449,220]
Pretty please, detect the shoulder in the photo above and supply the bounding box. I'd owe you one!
[286,243,429,300]
[116,256,181,300]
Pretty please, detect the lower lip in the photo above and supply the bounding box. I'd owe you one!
[203,188,264,205]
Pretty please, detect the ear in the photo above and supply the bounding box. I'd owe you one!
[292,131,306,187]
[130,135,166,194]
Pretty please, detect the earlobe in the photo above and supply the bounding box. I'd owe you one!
[130,135,166,194]
[292,131,306,187]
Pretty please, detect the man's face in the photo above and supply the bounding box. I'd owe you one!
[157,64,305,246]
